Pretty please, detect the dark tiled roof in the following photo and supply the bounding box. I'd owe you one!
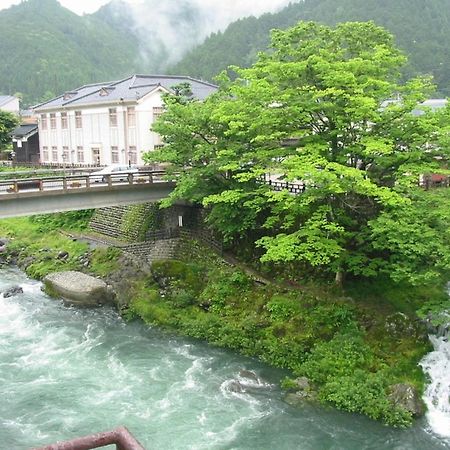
[33,75,217,111]
[11,123,38,138]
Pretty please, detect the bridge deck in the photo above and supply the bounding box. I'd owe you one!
[0,171,175,218]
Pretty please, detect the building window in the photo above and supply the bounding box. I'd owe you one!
[61,112,68,129]
[42,146,49,161]
[75,111,82,128]
[41,114,47,130]
[92,147,100,165]
[127,107,136,127]
[77,146,84,163]
[153,106,165,120]
[109,108,117,127]
[128,146,137,164]
[62,146,69,162]
[50,113,56,129]
[111,146,119,163]
[52,146,58,162]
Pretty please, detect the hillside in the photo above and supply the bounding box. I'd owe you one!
[1,0,449,106]
[0,0,141,106]
[171,0,450,95]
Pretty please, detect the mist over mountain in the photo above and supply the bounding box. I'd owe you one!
[172,0,450,96]
[93,0,297,70]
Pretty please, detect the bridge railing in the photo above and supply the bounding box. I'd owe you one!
[0,170,169,195]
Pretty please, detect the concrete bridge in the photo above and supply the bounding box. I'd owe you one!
[0,170,175,219]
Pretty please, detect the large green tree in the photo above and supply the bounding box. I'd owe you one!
[147,21,450,285]
[0,110,19,150]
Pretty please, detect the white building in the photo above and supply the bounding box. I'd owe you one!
[0,95,20,114]
[33,75,217,166]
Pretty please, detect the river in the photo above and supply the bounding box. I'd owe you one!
[0,267,449,450]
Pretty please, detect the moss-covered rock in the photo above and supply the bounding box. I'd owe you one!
[43,271,114,307]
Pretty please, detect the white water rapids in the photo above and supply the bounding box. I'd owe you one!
[420,325,450,439]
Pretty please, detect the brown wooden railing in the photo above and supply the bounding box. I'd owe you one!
[32,426,145,450]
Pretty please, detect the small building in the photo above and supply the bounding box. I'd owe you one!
[32,74,217,166]
[10,123,40,163]
[0,95,20,114]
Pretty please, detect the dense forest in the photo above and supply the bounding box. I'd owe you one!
[0,0,142,106]
[1,0,450,106]
[172,0,450,95]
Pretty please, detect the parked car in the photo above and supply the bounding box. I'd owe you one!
[90,165,139,183]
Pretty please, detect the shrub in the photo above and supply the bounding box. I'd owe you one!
[320,370,412,427]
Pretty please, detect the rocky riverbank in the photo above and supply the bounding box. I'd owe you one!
[0,218,439,427]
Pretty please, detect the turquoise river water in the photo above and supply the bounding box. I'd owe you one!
[0,267,449,450]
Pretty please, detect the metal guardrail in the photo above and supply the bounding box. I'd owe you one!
[0,167,103,179]
[0,161,103,169]
[0,170,169,196]
[32,426,145,450]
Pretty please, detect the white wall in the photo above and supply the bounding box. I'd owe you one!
[37,89,165,165]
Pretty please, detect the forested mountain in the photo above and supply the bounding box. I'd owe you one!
[0,0,142,106]
[1,0,449,106]
[172,0,450,95]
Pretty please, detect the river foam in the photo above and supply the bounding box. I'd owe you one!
[421,334,450,440]
[0,267,449,449]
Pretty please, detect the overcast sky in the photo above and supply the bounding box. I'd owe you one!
[0,0,297,16]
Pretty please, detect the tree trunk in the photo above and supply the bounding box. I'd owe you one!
[335,269,344,287]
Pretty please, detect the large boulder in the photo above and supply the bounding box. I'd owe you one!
[43,271,113,307]
[388,383,424,417]
[385,312,428,341]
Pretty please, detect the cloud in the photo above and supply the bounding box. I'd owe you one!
[110,0,299,69]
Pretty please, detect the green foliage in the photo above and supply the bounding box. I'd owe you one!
[0,216,90,279]
[89,247,122,277]
[151,260,205,295]
[320,370,412,427]
[0,110,19,149]
[298,332,376,384]
[150,20,450,286]
[30,210,94,232]
[146,203,163,232]
[120,204,152,242]
[266,295,301,321]
[127,253,429,426]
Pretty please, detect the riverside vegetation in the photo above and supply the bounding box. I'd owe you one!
[0,211,447,427]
